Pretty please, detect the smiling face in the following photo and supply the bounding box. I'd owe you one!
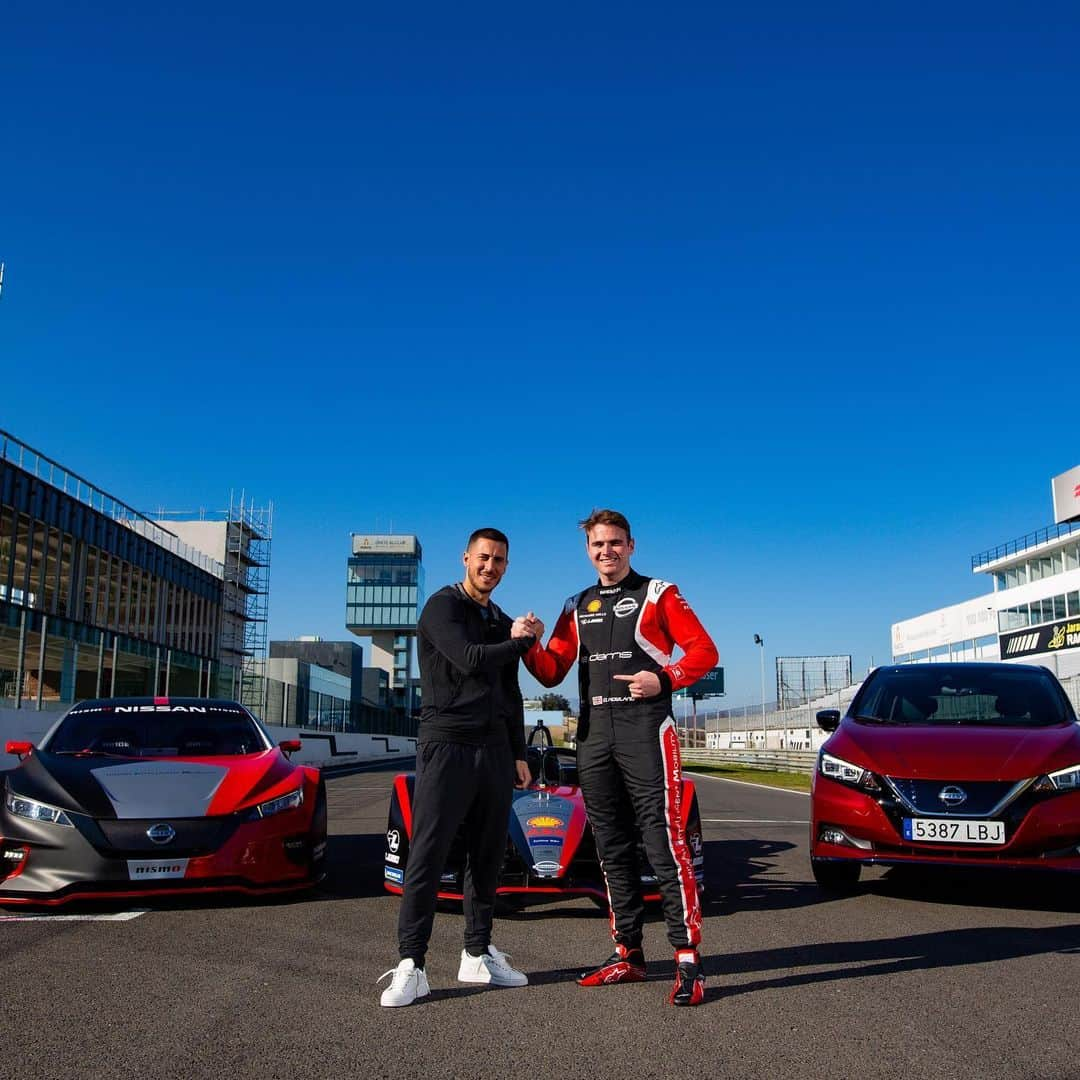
[586,523,634,585]
[462,537,509,603]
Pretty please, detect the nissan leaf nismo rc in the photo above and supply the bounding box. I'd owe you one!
[1,697,327,906]
[810,663,1080,891]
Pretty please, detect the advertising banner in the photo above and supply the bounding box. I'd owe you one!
[352,534,418,555]
[1051,465,1080,525]
[999,620,1080,659]
[686,667,725,699]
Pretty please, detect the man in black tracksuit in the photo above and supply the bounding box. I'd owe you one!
[379,527,533,1007]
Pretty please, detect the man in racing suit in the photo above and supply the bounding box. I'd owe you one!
[523,509,718,1006]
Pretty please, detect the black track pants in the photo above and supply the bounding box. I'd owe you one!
[397,740,514,964]
[577,712,702,951]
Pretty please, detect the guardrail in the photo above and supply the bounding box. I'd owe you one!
[971,520,1080,571]
[682,748,817,775]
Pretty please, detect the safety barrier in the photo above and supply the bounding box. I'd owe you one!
[682,748,817,775]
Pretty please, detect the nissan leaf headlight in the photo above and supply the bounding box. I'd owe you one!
[1033,764,1080,794]
[246,787,304,820]
[5,790,74,827]
[818,752,881,793]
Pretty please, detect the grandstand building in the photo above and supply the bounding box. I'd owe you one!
[0,429,268,711]
[892,465,1080,681]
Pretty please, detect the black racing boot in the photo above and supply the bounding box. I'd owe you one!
[669,948,705,1006]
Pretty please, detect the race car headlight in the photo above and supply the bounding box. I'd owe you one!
[5,790,74,827]
[818,753,881,792]
[1036,765,1080,793]
[247,787,304,820]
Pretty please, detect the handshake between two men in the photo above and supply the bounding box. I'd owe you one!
[508,611,663,702]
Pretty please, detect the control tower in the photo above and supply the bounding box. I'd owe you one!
[346,534,424,715]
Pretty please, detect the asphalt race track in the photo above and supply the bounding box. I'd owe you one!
[5,761,1080,1080]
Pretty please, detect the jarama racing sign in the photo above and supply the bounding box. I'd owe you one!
[1000,620,1080,659]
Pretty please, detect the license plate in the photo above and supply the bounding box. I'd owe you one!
[903,818,1004,844]
[127,858,189,880]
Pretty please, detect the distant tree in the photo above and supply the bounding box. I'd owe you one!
[540,693,571,713]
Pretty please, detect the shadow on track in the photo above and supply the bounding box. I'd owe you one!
[867,865,1080,914]
[706,920,1080,998]
[703,836,826,917]
[316,832,388,901]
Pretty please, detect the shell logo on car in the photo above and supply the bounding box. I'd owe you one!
[526,816,565,830]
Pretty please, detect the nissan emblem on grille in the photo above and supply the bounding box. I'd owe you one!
[938,786,968,807]
[146,823,177,845]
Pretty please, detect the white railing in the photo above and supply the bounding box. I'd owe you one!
[1,429,224,578]
[683,748,817,775]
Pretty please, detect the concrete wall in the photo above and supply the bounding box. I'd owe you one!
[0,706,415,771]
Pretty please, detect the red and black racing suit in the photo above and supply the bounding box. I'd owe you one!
[524,569,718,950]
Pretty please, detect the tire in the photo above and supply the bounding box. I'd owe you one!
[811,857,861,893]
[309,783,328,882]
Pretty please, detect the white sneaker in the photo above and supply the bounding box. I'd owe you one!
[457,945,528,987]
[378,958,431,1007]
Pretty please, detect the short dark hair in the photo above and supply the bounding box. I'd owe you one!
[467,527,510,552]
[578,508,632,540]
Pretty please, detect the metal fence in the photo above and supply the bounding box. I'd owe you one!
[682,748,816,774]
[1062,672,1080,713]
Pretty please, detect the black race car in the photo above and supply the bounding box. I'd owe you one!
[383,720,705,907]
[1,697,326,906]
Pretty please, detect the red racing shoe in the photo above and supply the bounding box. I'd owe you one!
[669,949,705,1006]
[577,943,647,986]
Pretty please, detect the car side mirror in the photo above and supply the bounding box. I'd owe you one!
[816,710,841,733]
[278,739,302,755]
[5,741,33,760]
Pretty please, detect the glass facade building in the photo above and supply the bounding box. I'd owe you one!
[345,535,423,729]
[0,431,235,709]
[345,547,424,628]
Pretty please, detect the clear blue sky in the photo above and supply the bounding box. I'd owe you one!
[3,3,1078,707]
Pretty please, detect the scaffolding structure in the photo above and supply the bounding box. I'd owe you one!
[225,492,273,713]
[150,493,273,713]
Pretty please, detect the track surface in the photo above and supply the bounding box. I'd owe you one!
[5,762,1080,1080]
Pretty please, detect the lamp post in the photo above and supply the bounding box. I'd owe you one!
[753,634,766,748]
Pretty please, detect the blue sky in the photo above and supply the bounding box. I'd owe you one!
[3,3,1078,707]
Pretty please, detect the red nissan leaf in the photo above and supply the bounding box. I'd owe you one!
[810,663,1080,891]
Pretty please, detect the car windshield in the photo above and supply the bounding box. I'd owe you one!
[45,705,270,757]
[851,666,1075,728]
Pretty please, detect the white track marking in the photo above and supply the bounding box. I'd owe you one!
[0,910,148,923]
[704,818,808,824]
[685,770,810,796]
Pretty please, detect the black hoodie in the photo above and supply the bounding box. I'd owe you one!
[415,583,529,759]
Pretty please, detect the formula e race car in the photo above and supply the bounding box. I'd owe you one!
[383,720,705,907]
[1,697,327,906]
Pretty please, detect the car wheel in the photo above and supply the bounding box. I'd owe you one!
[811,857,861,893]
[309,783,328,881]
